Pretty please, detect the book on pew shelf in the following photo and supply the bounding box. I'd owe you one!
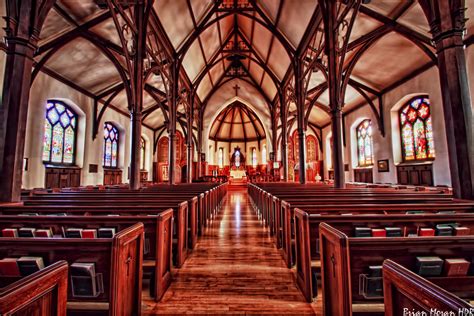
[106,214,120,217]
[416,256,444,277]
[435,224,454,236]
[98,227,116,238]
[443,259,470,276]
[20,213,39,216]
[419,228,435,237]
[65,228,83,238]
[1,228,18,237]
[454,227,471,236]
[17,256,45,276]
[385,227,402,237]
[437,211,456,214]
[407,233,418,237]
[35,228,53,238]
[371,229,386,237]
[354,227,371,237]
[81,229,97,239]
[18,227,36,237]
[406,211,425,214]
[46,213,67,216]
[70,262,98,297]
[0,258,21,276]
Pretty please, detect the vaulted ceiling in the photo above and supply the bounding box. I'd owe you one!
[3,0,473,132]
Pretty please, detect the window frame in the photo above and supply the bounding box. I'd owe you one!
[103,122,120,169]
[356,119,374,167]
[252,147,257,167]
[42,100,78,166]
[399,96,435,163]
[140,136,146,170]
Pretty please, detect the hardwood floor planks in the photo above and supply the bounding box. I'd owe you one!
[142,187,322,315]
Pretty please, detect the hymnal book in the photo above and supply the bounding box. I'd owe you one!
[20,213,39,216]
[435,225,453,236]
[371,229,386,237]
[443,259,470,276]
[70,262,98,297]
[18,227,36,237]
[98,227,116,238]
[406,210,425,214]
[82,229,97,239]
[106,214,120,217]
[385,227,402,237]
[46,213,67,217]
[35,228,53,238]
[2,228,18,237]
[0,258,21,276]
[419,228,435,237]
[437,211,456,214]
[354,227,371,237]
[17,256,45,276]
[454,227,470,236]
[416,256,443,277]
[65,228,83,238]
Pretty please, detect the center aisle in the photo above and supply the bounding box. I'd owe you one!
[143,186,321,315]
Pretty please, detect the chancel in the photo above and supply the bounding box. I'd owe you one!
[0,0,474,315]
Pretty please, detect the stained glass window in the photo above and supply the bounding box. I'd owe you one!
[141,137,146,170]
[400,97,435,161]
[262,145,267,164]
[42,100,77,164]
[356,120,374,167]
[218,148,224,168]
[103,122,119,168]
[252,148,257,167]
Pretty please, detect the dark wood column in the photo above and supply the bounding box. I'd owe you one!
[331,109,345,188]
[129,110,142,189]
[168,62,178,184]
[295,61,306,184]
[279,89,288,181]
[0,0,55,202]
[197,112,203,178]
[420,0,473,199]
[186,93,193,183]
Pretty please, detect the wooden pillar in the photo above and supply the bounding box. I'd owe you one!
[295,61,306,184]
[129,111,142,189]
[168,62,178,185]
[186,93,193,183]
[420,0,473,199]
[279,89,288,181]
[197,112,203,178]
[331,109,345,188]
[0,0,54,202]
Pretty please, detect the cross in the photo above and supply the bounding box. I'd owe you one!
[125,255,132,276]
[233,84,240,97]
[330,254,336,278]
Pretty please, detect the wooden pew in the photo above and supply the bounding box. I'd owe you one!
[294,209,474,302]
[0,203,189,268]
[319,223,474,315]
[383,260,474,316]
[0,260,68,315]
[0,222,144,315]
[0,211,173,301]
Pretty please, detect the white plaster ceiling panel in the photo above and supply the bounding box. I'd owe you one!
[154,0,194,49]
[90,19,122,47]
[277,0,317,48]
[349,12,384,43]
[108,89,128,111]
[309,106,331,126]
[267,38,290,80]
[218,14,234,43]
[237,15,254,44]
[143,110,166,128]
[58,0,103,24]
[248,60,264,85]
[182,39,206,81]
[249,18,274,60]
[288,100,297,113]
[209,62,225,85]
[362,2,402,18]
[261,73,277,99]
[466,4,474,35]
[190,0,214,24]
[143,90,156,108]
[200,23,221,62]
[46,37,122,93]
[351,32,431,90]
[342,84,363,108]
[39,9,73,43]
[257,0,281,24]
[307,71,326,91]
[197,73,213,101]
[147,74,166,93]
[398,4,431,36]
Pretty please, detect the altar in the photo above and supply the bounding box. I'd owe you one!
[230,169,247,179]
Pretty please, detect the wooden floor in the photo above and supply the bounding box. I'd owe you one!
[142,186,322,315]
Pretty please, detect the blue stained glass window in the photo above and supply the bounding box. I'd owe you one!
[42,100,77,164]
[103,122,119,168]
[356,119,374,167]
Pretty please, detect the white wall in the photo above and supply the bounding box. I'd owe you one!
[22,71,155,189]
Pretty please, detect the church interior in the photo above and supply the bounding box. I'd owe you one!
[1,0,474,315]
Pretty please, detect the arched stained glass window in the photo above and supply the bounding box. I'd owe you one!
[103,122,119,168]
[399,97,435,161]
[141,137,146,170]
[357,119,374,167]
[252,148,257,167]
[218,147,224,168]
[235,149,241,167]
[42,100,77,164]
[262,145,267,164]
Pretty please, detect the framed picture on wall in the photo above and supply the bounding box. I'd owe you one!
[200,153,206,162]
[378,159,389,172]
